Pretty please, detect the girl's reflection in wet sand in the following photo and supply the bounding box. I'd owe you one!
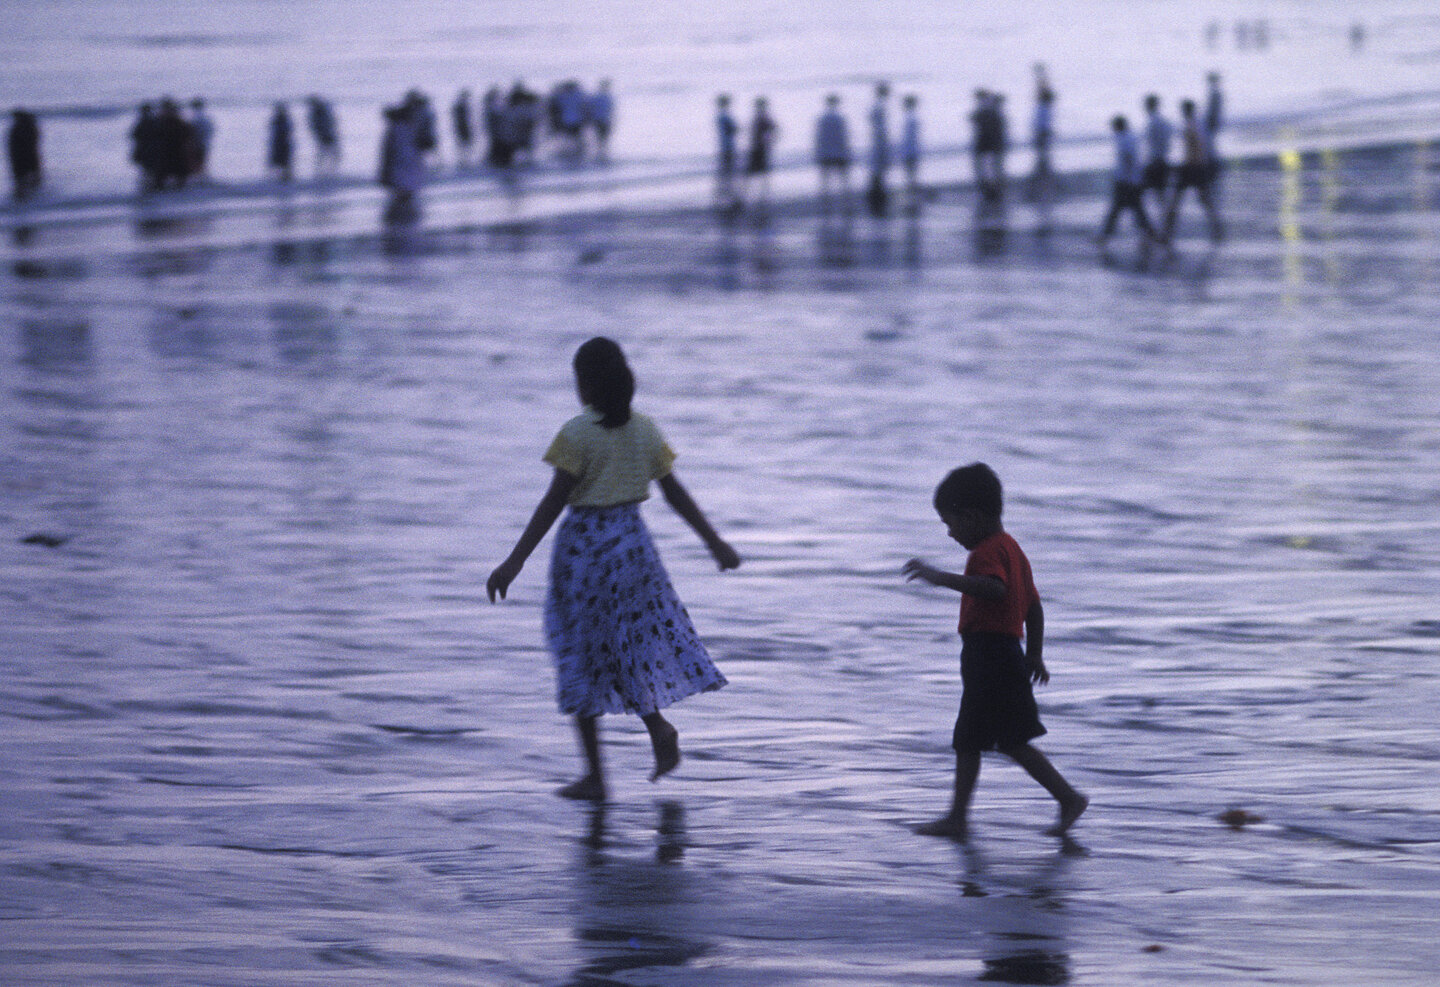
[569,801,711,983]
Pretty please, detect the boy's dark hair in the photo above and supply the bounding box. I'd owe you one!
[934,462,1003,518]
[574,336,634,429]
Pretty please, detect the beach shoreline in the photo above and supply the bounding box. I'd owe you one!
[3,71,1440,987]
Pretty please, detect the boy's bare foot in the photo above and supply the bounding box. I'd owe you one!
[1046,793,1089,836]
[650,724,681,782]
[557,776,606,802]
[915,815,968,840]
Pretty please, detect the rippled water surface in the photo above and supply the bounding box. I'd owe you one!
[2,139,1439,983]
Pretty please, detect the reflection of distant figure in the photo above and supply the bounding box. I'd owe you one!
[743,97,777,207]
[8,108,42,200]
[306,95,341,174]
[814,93,852,208]
[1140,94,1173,210]
[866,82,891,217]
[486,338,741,802]
[714,94,740,210]
[188,98,214,179]
[379,101,425,220]
[1164,99,1223,243]
[1098,115,1162,248]
[588,79,614,162]
[267,102,294,182]
[1350,21,1366,52]
[451,89,473,167]
[899,94,922,212]
[903,463,1089,840]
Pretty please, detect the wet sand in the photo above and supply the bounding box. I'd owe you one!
[2,138,1440,985]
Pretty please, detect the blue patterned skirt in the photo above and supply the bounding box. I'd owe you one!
[544,503,727,717]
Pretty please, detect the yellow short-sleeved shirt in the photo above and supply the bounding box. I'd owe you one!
[543,407,677,507]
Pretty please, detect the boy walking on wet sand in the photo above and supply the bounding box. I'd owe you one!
[903,463,1087,838]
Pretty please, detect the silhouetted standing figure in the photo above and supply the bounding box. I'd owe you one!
[743,96,777,208]
[155,98,193,189]
[189,98,215,180]
[714,94,740,210]
[1140,93,1173,211]
[588,80,614,162]
[866,82,891,217]
[307,96,341,173]
[7,108,41,200]
[899,94,922,213]
[1163,99,1223,243]
[1203,72,1224,188]
[268,102,294,182]
[130,103,162,191]
[814,93,852,209]
[971,90,1007,203]
[451,90,474,167]
[479,88,501,166]
[1027,66,1055,203]
[552,80,587,160]
[379,100,426,221]
[1098,115,1162,248]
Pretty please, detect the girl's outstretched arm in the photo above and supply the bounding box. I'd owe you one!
[487,468,578,601]
[658,472,741,571]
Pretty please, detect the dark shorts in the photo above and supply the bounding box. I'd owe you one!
[952,632,1046,753]
[1142,159,1169,192]
[1174,162,1211,192]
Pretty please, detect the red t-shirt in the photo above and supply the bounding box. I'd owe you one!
[959,530,1039,638]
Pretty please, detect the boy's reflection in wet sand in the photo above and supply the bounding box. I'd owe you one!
[960,839,1080,985]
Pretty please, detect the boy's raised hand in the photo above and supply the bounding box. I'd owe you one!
[902,557,938,585]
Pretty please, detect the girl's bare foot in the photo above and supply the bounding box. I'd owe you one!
[1045,793,1089,836]
[557,776,606,801]
[650,723,681,782]
[915,815,968,840]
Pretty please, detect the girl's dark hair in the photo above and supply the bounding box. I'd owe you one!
[573,336,634,429]
[934,462,1003,519]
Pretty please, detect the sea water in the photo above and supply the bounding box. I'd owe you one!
[3,2,1440,985]
[5,0,1440,202]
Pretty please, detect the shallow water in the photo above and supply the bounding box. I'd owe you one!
[7,0,1440,205]
[3,132,1440,984]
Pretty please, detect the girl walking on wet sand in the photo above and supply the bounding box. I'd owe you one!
[903,463,1087,838]
[487,337,740,801]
